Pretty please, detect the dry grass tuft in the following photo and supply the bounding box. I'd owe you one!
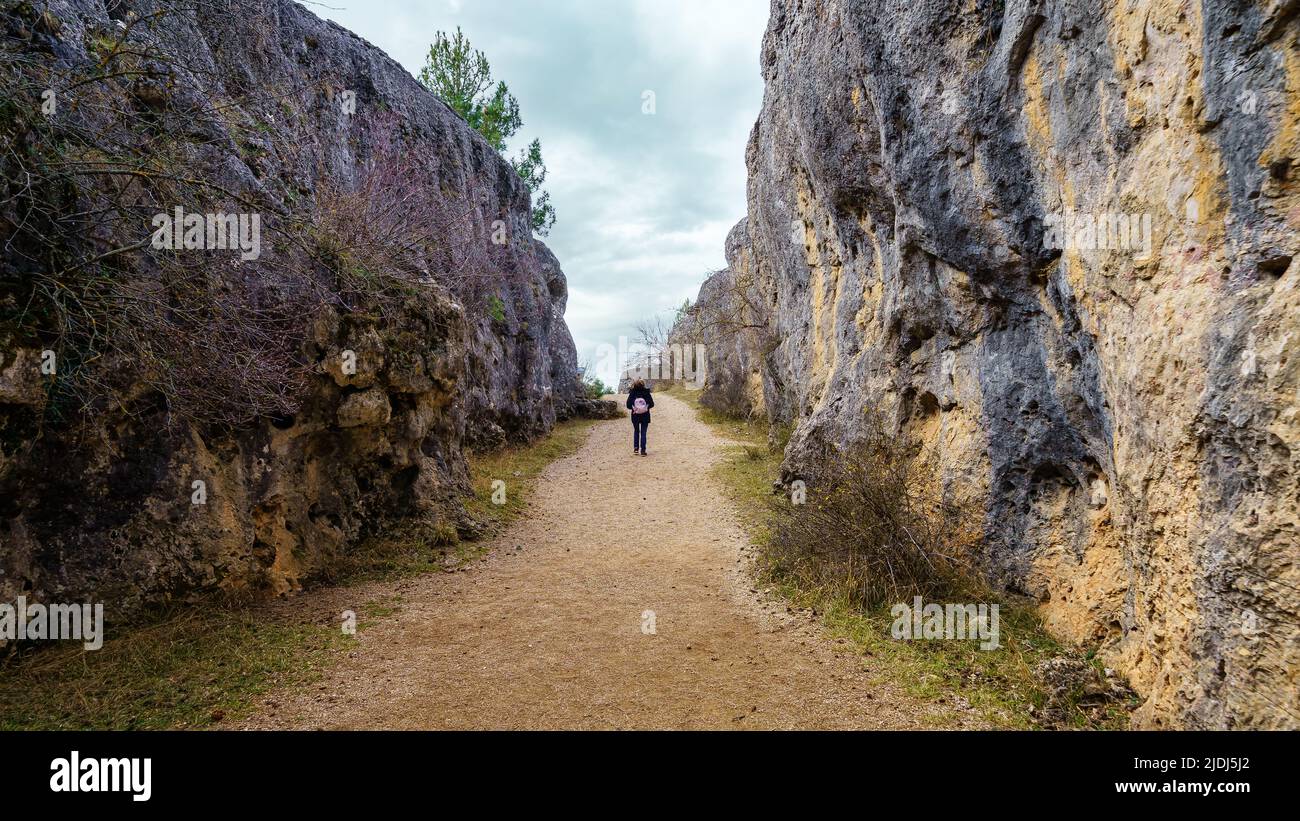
[763,415,984,610]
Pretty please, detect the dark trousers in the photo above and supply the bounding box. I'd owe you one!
[632,417,649,452]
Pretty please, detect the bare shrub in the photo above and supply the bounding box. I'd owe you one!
[111,260,314,426]
[0,0,320,429]
[1,6,511,431]
[691,267,771,346]
[762,415,984,610]
[306,109,523,329]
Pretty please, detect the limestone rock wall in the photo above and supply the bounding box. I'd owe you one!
[0,0,582,614]
[692,0,1298,727]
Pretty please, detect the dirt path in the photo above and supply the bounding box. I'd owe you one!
[239,394,966,729]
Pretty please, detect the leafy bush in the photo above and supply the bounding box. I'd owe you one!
[582,373,611,399]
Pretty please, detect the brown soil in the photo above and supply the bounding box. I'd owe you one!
[236,393,975,729]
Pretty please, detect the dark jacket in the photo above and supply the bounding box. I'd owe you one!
[626,386,654,422]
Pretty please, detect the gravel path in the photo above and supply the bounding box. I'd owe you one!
[237,393,966,729]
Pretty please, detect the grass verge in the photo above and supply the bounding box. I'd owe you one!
[464,417,599,534]
[665,385,1134,729]
[0,606,351,730]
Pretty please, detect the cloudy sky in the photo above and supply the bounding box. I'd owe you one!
[310,0,769,388]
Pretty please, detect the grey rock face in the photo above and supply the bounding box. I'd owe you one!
[540,243,582,409]
[675,219,773,418]
[560,397,622,421]
[0,0,580,611]
[686,0,1298,727]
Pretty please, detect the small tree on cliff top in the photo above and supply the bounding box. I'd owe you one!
[419,28,556,235]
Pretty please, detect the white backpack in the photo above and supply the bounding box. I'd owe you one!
[632,397,649,414]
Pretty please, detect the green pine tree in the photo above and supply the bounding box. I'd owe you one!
[419,28,556,235]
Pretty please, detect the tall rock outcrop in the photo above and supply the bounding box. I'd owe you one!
[0,0,582,613]
[691,0,1298,727]
[671,220,771,418]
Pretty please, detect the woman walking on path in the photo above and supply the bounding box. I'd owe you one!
[627,379,654,456]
